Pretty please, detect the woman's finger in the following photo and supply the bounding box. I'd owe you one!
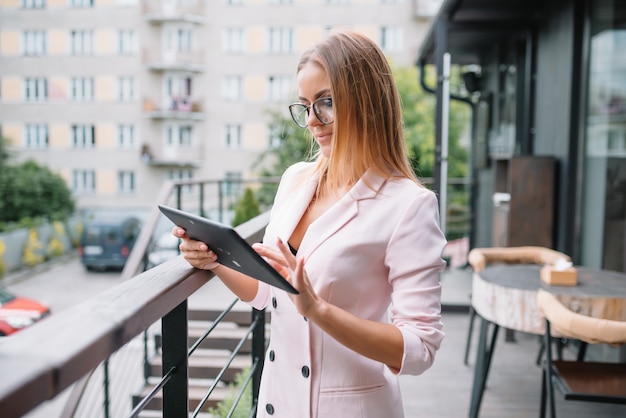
[275,238,297,270]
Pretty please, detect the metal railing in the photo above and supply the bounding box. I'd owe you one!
[0,175,472,418]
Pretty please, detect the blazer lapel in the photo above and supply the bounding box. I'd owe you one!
[272,174,319,242]
[299,170,387,258]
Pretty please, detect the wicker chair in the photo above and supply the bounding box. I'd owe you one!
[537,289,626,418]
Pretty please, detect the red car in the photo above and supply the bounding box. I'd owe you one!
[0,287,51,336]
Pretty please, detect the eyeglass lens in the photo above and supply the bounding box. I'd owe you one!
[289,97,333,128]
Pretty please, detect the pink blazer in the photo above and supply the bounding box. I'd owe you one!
[248,162,447,418]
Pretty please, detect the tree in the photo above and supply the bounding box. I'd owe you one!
[393,64,470,180]
[231,187,261,227]
[252,109,314,207]
[0,137,75,228]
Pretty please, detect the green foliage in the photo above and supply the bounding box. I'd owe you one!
[232,187,261,227]
[208,366,253,418]
[0,154,75,229]
[253,110,314,207]
[394,64,470,180]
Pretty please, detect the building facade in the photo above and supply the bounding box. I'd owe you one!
[0,0,441,216]
[419,0,626,271]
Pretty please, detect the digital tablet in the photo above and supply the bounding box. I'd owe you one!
[158,204,298,294]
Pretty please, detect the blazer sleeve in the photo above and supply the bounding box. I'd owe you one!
[385,189,447,375]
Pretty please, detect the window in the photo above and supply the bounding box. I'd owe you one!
[268,125,282,148]
[70,0,93,7]
[117,30,136,55]
[380,26,403,53]
[24,124,48,149]
[222,28,244,53]
[268,27,293,53]
[166,124,193,147]
[167,169,193,192]
[117,171,135,194]
[72,170,95,194]
[223,124,242,148]
[22,31,46,56]
[221,76,242,100]
[223,171,242,197]
[118,76,135,101]
[24,78,47,101]
[269,0,293,4]
[21,0,45,8]
[71,77,93,101]
[267,76,291,102]
[72,124,95,148]
[225,0,243,5]
[117,125,135,148]
[71,30,93,55]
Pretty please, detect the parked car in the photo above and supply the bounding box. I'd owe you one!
[0,287,51,336]
[78,216,143,271]
[147,232,180,268]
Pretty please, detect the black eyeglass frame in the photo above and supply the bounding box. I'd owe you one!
[288,97,334,128]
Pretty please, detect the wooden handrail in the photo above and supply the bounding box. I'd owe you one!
[0,211,270,418]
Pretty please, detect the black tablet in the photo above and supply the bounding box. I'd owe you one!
[158,204,298,294]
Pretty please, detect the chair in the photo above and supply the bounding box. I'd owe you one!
[465,246,571,364]
[537,289,626,418]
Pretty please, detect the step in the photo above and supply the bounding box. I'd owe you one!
[132,383,235,413]
[187,325,253,353]
[187,308,271,326]
[147,353,251,381]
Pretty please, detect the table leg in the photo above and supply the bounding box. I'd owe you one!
[469,316,500,418]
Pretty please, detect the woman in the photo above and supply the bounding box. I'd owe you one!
[175,29,447,418]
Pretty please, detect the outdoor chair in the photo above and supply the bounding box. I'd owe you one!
[465,246,572,365]
[537,289,626,418]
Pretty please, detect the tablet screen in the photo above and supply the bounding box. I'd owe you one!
[158,205,298,294]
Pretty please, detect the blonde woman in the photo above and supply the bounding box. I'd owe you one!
[175,29,447,418]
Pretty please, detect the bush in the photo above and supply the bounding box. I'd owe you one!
[208,366,253,418]
[232,188,261,227]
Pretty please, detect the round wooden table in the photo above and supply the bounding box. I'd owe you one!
[468,264,626,418]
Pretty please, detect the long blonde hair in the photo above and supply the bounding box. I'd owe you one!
[296,29,419,196]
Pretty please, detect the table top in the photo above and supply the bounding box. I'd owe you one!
[471,264,626,334]
[478,264,626,298]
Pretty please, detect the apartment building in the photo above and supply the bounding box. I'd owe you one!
[0,0,441,215]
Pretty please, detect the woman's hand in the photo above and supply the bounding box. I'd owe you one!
[172,226,220,270]
[253,238,324,318]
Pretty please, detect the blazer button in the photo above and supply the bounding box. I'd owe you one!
[269,350,275,361]
[266,403,275,415]
[272,297,277,308]
[303,316,308,322]
[301,365,310,378]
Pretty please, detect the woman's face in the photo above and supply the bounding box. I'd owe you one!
[295,62,334,158]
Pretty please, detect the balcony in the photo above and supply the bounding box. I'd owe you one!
[142,0,205,24]
[142,49,205,72]
[143,97,204,121]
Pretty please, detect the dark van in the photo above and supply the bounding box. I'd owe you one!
[78,217,143,271]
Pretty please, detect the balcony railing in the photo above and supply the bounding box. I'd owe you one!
[142,0,205,23]
[142,49,205,72]
[143,97,204,120]
[0,176,472,417]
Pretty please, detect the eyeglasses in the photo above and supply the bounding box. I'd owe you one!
[288,97,334,128]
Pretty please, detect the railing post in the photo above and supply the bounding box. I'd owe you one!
[251,308,266,412]
[162,300,189,417]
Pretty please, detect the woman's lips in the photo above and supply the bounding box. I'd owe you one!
[315,132,332,144]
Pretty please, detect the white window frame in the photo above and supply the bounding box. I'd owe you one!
[72,170,95,194]
[268,125,282,149]
[166,169,193,192]
[71,77,94,101]
[117,29,136,55]
[117,170,135,194]
[118,76,135,102]
[267,75,291,102]
[21,0,46,8]
[22,30,46,56]
[223,124,242,149]
[380,26,403,53]
[221,76,242,101]
[268,27,293,53]
[223,171,242,197]
[69,0,94,7]
[71,124,95,148]
[70,30,93,55]
[24,124,48,149]
[222,28,245,53]
[166,124,193,147]
[24,77,47,101]
[117,124,135,148]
